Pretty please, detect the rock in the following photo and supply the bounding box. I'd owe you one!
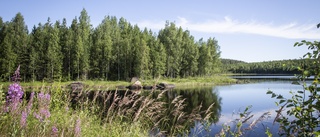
[69,82,84,91]
[156,83,175,90]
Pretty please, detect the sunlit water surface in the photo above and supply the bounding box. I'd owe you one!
[186,76,306,136]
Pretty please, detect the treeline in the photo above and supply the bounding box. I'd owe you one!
[0,9,221,82]
[221,59,310,74]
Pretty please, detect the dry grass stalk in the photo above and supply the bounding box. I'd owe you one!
[273,102,288,124]
[246,111,271,130]
[204,103,215,121]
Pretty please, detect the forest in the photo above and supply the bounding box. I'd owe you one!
[0,9,221,82]
[221,58,309,74]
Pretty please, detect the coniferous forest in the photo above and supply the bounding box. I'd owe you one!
[0,9,221,82]
[220,58,308,74]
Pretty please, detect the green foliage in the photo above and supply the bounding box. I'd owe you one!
[267,33,320,136]
[0,13,29,81]
[0,82,149,136]
[0,9,222,82]
[0,85,4,106]
[216,105,272,137]
[221,58,304,74]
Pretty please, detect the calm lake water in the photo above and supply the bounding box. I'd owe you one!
[173,75,306,137]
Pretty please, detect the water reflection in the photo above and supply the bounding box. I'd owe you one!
[142,86,222,127]
[67,78,302,136]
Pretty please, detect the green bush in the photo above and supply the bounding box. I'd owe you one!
[268,38,320,136]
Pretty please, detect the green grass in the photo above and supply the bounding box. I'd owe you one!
[0,81,216,137]
[158,75,237,87]
[0,73,276,137]
[1,75,237,90]
[0,75,238,137]
[0,83,149,137]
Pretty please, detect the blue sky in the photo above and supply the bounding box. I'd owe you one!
[1,0,319,62]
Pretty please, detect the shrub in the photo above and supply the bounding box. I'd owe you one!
[267,37,320,136]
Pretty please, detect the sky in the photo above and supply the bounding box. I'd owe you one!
[1,0,320,62]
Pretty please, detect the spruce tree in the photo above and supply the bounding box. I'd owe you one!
[78,8,91,80]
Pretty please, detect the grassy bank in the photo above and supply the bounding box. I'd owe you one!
[1,75,237,90]
[0,81,215,136]
[157,75,237,88]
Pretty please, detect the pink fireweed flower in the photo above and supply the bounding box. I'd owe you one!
[33,92,51,122]
[51,125,58,137]
[20,110,28,128]
[7,83,23,102]
[74,118,81,137]
[11,65,21,82]
[6,83,24,113]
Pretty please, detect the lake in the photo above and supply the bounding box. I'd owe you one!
[169,75,306,136]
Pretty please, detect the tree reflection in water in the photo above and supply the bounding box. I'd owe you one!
[142,86,222,134]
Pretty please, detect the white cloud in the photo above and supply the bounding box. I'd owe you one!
[136,16,320,39]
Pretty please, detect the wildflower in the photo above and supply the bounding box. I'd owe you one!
[20,110,28,128]
[51,125,58,137]
[11,65,20,82]
[6,83,23,113]
[33,92,51,122]
[7,83,24,102]
[74,118,81,137]
[39,108,50,119]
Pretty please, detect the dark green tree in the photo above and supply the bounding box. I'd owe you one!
[59,18,72,81]
[197,38,221,76]
[147,30,166,79]
[207,37,221,73]
[109,16,121,80]
[197,38,211,76]
[0,22,15,81]
[28,24,46,80]
[131,26,150,79]
[11,13,29,81]
[180,30,199,77]
[70,17,84,80]
[78,8,91,80]
[44,19,62,80]
[0,13,28,81]
[116,17,132,80]
[90,16,113,80]
[158,22,183,78]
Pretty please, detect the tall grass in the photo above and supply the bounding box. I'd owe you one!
[0,80,221,137]
[0,82,150,137]
[0,68,269,136]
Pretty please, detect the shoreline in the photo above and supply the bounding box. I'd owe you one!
[0,75,238,91]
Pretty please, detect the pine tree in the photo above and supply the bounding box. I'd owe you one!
[131,26,150,79]
[91,16,113,80]
[70,17,83,80]
[27,26,37,81]
[117,17,132,80]
[44,19,62,80]
[109,16,121,80]
[59,18,72,81]
[138,28,151,79]
[10,13,29,81]
[0,22,16,81]
[78,8,91,80]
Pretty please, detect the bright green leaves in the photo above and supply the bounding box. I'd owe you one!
[269,25,320,136]
[279,99,286,104]
[1,10,222,81]
[266,90,273,94]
